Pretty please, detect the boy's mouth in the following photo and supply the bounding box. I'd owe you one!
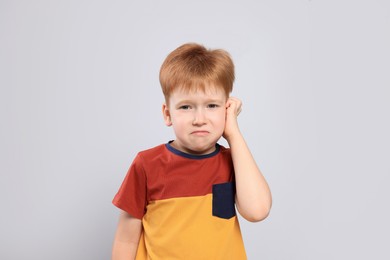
[191,130,209,136]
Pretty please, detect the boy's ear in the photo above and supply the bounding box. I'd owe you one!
[162,103,172,126]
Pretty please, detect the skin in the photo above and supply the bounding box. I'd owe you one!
[112,211,142,260]
[162,87,227,155]
[112,86,272,259]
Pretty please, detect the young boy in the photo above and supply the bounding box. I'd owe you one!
[112,43,272,260]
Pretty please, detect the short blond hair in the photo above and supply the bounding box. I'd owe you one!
[159,43,235,102]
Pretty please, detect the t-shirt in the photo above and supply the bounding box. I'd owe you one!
[113,142,247,259]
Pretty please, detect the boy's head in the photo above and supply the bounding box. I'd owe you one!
[159,43,235,103]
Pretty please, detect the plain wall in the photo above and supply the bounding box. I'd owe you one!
[1,0,389,259]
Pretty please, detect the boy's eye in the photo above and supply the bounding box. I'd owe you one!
[207,104,219,109]
[179,105,190,110]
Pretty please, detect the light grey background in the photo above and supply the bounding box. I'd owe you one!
[1,0,389,259]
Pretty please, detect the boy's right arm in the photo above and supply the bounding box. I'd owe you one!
[112,210,142,260]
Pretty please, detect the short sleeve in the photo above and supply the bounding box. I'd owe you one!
[112,153,147,219]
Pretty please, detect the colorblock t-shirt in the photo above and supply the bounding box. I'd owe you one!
[113,142,247,259]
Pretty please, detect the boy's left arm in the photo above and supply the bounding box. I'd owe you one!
[224,97,272,222]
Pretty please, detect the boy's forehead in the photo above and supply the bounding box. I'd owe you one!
[171,86,227,100]
[174,83,226,96]
[166,86,227,107]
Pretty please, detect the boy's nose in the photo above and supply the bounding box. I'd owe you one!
[192,110,207,125]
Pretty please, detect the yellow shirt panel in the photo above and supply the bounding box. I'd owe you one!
[135,194,246,260]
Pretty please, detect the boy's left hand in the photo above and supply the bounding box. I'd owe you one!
[223,97,242,141]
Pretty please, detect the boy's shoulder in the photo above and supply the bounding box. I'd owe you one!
[137,143,167,158]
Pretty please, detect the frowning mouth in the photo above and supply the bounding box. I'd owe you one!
[191,131,210,136]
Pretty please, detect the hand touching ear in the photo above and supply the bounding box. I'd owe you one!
[224,97,272,222]
[223,97,242,141]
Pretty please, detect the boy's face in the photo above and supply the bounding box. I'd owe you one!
[162,86,227,155]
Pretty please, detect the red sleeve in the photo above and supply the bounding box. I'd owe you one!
[112,153,147,219]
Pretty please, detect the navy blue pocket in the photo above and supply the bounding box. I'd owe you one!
[212,182,236,219]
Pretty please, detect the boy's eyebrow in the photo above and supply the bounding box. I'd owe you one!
[175,99,193,105]
[176,99,225,105]
[206,98,225,103]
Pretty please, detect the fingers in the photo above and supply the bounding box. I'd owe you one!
[226,97,242,116]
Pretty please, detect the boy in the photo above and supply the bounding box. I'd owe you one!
[112,43,272,260]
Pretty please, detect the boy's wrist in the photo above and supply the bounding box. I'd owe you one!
[224,128,243,146]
